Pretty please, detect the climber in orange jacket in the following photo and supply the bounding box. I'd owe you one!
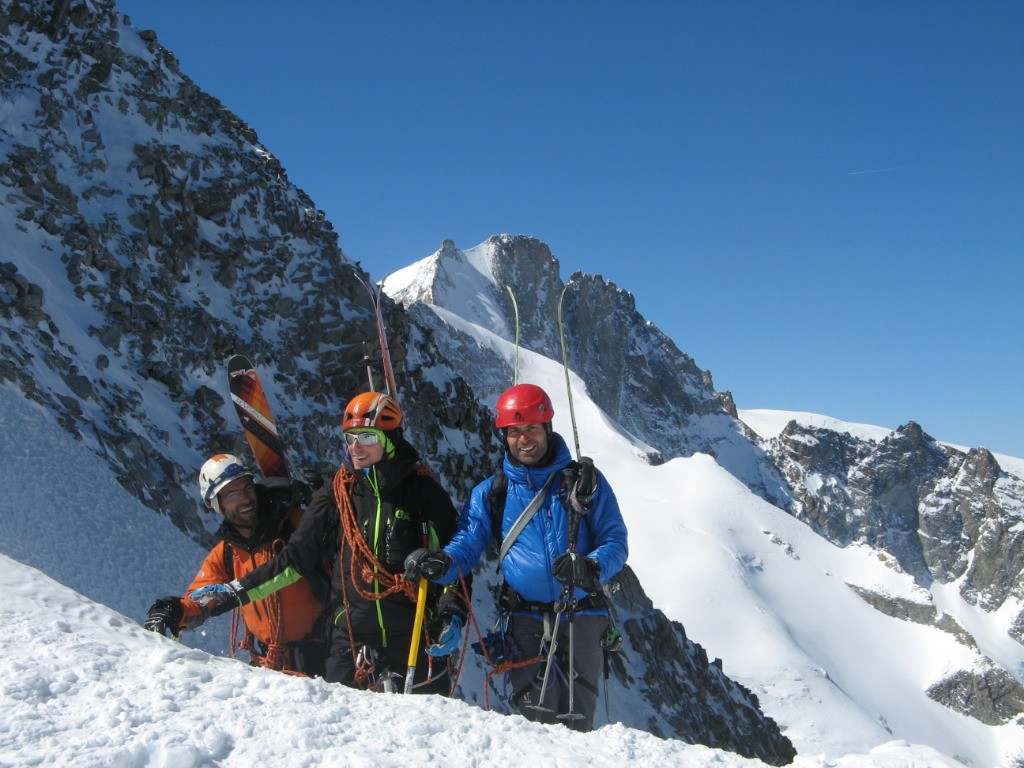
[144,453,326,676]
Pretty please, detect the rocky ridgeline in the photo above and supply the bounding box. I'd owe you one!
[393,235,794,508]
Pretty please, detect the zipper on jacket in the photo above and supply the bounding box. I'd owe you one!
[366,467,388,648]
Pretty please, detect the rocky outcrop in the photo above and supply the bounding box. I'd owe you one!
[610,566,796,765]
[926,667,1024,726]
[846,584,976,647]
[765,418,1024,652]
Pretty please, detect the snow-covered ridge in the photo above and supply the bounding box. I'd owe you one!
[740,408,1024,478]
[738,409,895,444]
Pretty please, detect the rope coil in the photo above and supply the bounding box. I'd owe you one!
[226,539,301,674]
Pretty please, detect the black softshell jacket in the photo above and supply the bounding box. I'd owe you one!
[238,439,459,650]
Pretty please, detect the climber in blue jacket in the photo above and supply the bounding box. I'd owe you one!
[406,383,628,731]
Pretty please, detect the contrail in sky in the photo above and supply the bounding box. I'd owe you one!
[846,167,903,176]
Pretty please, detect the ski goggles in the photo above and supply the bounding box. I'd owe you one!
[344,430,382,446]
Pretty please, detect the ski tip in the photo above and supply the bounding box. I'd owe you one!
[227,354,255,372]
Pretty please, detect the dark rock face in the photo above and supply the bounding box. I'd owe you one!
[926,667,1024,726]
[610,566,796,765]
[765,421,1024,620]
[763,419,1024,721]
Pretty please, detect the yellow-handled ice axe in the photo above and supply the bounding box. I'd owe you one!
[404,577,429,694]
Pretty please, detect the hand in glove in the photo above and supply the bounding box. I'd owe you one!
[567,456,598,514]
[425,614,463,657]
[144,597,183,637]
[404,548,452,582]
[189,580,247,617]
[552,552,601,592]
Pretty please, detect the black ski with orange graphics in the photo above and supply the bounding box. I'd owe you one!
[227,354,291,480]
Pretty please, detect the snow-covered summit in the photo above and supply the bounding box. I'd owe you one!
[386,238,514,338]
[739,409,896,444]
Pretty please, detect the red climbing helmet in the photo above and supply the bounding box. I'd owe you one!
[494,384,554,428]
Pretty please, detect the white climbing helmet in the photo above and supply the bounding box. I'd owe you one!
[198,454,254,513]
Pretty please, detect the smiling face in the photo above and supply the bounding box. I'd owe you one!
[345,429,386,470]
[217,476,258,537]
[505,422,549,466]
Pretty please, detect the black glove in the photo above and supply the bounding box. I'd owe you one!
[567,456,597,514]
[552,552,601,591]
[404,548,452,582]
[144,597,184,638]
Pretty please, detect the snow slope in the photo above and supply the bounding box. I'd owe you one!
[0,553,967,768]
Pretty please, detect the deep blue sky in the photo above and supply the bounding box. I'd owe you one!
[116,1,1023,457]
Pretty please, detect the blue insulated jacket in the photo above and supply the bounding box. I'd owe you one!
[441,433,628,606]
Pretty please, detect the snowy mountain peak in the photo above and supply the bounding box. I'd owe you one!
[386,237,516,339]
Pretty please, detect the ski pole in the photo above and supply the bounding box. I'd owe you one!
[554,283,595,723]
[361,341,377,391]
[355,273,399,400]
[558,594,584,723]
[404,577,429,694]
[557,283,582,460]
[505,285,520,385]
[555,470,590,722]
[373,278,399,399]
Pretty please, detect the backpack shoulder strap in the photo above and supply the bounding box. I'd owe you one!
[221,540,235,582]
[487,466,508,548]
[497,471,557,565]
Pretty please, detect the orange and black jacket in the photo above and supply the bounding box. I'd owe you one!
[180,479,324,646]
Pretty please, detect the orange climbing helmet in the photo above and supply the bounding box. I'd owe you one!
[343,392,403,432]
